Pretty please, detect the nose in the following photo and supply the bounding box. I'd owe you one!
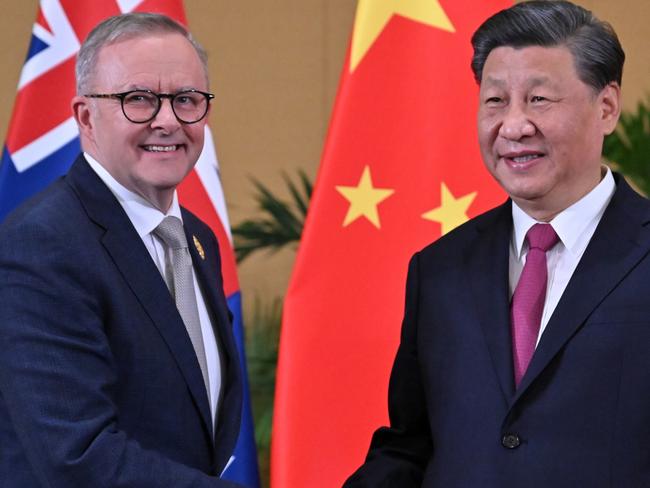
[498,102,536,140]
[150,98,180,132]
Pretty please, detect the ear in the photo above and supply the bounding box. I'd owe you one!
[71,95,95,143]
[598,82,621,136]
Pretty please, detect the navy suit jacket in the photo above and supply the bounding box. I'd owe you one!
[345,174,650,487]
[0,155,243,487]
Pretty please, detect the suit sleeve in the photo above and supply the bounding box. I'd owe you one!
[344,252,433,487]
[0,219,242,488]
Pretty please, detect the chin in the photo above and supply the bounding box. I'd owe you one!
[156,176,188,191]
[502,182,549,203]
[151,165,193,184]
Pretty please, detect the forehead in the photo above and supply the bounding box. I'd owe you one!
[93,33,208,90]
[481,45,579,89]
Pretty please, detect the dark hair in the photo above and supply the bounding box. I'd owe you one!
[471,0,624,91]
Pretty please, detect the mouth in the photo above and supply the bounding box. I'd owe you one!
[500,151,545,168]
[141,144,184,153]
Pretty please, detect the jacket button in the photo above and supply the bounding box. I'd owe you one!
[501,433,521,449]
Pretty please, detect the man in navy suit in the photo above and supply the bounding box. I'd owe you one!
[0,13,244,487]
[345,2,650,486]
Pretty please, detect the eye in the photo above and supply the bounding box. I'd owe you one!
[174,92,201,107]
[530,95,548,103]
[124,91,156,105]
[484,96,504,107]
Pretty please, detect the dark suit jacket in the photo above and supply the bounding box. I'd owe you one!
[345,174,650,487]
[0,155,243,487]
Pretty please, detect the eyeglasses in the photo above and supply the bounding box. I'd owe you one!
[84,89,214,124]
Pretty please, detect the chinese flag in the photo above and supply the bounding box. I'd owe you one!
[272,1,511,487]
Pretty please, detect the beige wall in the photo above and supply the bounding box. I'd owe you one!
[185,1,356,312]
[0,1,648,315]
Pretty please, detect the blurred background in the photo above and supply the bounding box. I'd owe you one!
[1,1,648,485]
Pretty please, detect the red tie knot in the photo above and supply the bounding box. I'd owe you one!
[526,223,559,252]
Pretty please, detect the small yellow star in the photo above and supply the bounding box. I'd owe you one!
[350,0,455,72]
[336,166,395,228]
[422,182,477,235]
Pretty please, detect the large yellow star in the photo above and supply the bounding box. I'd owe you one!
[336,166,395,228]
[422,182,477,235]
[350,0,455,72]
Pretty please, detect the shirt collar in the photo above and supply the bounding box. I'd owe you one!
[511,166,616,259]
[84,152,182,238]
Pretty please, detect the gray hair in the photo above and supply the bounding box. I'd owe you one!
[76,12,208,94]
[471,0,624,92]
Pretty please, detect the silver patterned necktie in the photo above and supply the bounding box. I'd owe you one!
[154,216,210,402]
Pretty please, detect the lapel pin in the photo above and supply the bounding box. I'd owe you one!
[193,235,206,260]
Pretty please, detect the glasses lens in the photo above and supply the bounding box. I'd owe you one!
[122,91,159,123]
[172,91,209,123]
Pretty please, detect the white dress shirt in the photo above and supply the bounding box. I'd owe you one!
[85,153,222,428]
[509,167,616,346]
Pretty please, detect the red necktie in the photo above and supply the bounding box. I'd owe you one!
[511,223,559,387]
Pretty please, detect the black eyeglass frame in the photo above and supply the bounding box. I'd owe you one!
[83,89,215,124]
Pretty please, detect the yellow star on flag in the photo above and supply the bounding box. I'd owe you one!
[350,0,455,72]
[336,166,395,228]
[422,182,477,235]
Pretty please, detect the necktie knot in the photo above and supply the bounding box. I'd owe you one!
[526,223,559,253]
[154,216,188,250]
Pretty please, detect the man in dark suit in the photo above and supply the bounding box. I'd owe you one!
[345,2,650,486]
[0,13,244,487]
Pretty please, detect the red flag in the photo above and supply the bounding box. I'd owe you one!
[272,1,511,486]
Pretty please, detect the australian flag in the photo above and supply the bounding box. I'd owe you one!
[0,1,260,486]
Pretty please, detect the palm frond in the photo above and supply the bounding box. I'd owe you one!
[232,171,313,262]
[284,169,313,218]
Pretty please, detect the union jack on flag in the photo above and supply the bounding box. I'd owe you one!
[0,1,260,486]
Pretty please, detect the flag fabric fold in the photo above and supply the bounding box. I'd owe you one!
[272,1,510,487]
[0,2,259,486]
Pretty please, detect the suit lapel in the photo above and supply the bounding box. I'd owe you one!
[182,210,242,472]
[66,156,214,437]
[513,176,650,402]
[467,202,516,401]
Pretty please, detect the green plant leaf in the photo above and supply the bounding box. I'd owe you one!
[603,98,650,196]
[232,170,313,262]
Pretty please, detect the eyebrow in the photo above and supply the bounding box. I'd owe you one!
[482,75,553,89]
[527,76,552,88]
[121,85,202,92]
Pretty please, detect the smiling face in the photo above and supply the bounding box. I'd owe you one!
[477,45,620,221]
[72,32,209,211]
